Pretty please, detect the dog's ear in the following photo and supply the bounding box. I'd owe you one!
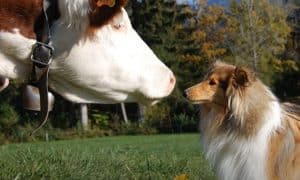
[232,67,255,87]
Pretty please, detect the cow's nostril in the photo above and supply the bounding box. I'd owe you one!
[166,73,176,94]
[168,74,176,91]
[170,75,175,85]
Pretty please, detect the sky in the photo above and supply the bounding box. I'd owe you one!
[177,0,292,6]
[206,0,230,6]
[177,0,230,6]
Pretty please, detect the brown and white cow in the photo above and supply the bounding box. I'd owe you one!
[0,0,176,105]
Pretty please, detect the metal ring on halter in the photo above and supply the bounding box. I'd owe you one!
[31,42,54,66]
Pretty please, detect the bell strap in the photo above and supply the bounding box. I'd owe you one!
[30,0,56,135]
[30,67,50,136]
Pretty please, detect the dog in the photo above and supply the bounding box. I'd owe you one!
[184,61,300,180]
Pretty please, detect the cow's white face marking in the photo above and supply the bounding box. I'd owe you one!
[49,8,175,105]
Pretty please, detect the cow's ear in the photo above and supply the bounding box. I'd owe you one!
[95,0,115,7]
[232,66,255,88]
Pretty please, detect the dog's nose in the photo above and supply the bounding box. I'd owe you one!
[183,90,188,98]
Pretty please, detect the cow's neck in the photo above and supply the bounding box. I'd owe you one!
[0,0,43,39]
[0,0,61,80]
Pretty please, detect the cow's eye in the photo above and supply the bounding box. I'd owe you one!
[112,22,125,31]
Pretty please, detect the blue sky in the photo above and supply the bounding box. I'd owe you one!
[177,0,230,6]
[206,0,230,6]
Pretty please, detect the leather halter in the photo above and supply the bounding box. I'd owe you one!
[24,0,59,135]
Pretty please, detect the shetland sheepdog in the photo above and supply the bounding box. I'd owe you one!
[184,61,300,180]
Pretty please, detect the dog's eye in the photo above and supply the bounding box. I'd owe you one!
[209,80,216,86]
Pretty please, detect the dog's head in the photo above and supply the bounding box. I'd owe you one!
[184,61,256,107]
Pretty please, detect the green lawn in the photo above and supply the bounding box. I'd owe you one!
[0,134,215,180]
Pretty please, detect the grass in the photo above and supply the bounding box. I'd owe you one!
[0,134,215,180]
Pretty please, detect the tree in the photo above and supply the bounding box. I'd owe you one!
[128,0,202,132]
[274,2,300,98]
[229,0,291,85]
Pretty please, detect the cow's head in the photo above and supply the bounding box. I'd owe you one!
[42,0,175,105]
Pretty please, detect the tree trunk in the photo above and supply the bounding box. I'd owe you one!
[80,104,89,131]
[137,104,145,124]
[252,49,258,72]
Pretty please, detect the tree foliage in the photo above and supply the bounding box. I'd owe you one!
[229,0,292,85]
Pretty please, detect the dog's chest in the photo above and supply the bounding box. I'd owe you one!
[202,133,268,180]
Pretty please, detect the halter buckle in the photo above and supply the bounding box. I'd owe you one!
[31,42,54,67]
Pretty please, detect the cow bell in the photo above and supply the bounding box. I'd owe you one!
[22,85,55,111]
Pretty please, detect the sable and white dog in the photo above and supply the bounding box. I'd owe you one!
[184,61,300,180]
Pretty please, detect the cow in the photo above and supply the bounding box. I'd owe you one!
[0,0,176,107]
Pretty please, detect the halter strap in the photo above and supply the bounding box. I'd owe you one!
[29,0,59,135]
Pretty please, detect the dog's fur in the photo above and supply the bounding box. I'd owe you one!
[184,61,300,180]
